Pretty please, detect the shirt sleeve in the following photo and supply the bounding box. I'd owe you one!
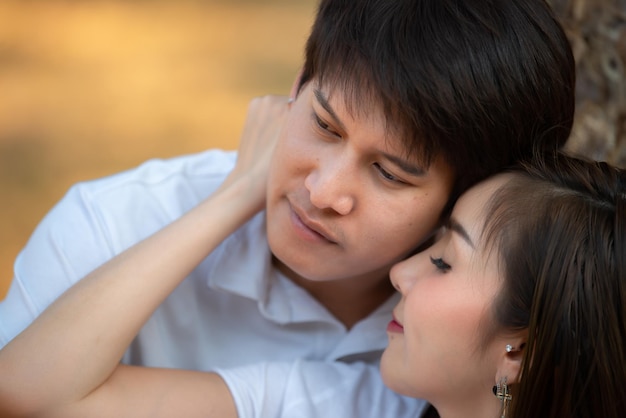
[0,183,114,346]
[215,360,428,418]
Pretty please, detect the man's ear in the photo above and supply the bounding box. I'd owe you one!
[289,68,304,100]
[495,332,528,385]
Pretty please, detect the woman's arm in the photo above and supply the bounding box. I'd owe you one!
[0,95,289,418]
[44,365,238,418]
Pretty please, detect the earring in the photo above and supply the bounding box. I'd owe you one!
[492,376,512,418]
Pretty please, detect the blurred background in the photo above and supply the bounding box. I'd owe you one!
[0,0,316,297]
[0,0,625,298]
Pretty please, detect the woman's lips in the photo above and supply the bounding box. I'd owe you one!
[387,318,404,333]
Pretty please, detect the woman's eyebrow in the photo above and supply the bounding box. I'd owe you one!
[448,217,475,249]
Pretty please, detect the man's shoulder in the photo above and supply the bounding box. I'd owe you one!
[73,149,237,210]
[86,149,236,192]
[35,149,238,255]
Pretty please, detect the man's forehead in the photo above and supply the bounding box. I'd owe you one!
[312,80,432,167]
[313,80,379,115]
[313,83,395,137]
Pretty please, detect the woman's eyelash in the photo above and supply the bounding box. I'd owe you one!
[430,256,451,272]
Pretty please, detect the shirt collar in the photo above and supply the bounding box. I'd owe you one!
[204,212,397,335]
[205,212,273,301]
[205,213,345,326]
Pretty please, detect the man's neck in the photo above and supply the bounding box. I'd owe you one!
[273,257,396,329]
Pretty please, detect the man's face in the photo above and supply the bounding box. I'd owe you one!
[266,81,455,286]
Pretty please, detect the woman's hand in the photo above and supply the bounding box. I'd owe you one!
[220,95,291,216]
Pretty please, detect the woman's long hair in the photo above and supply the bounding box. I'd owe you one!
[482,152,625,417]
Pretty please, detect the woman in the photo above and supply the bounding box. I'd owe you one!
[0,151,623,417]
[379,152,626,417]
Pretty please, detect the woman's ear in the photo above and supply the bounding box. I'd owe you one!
[495,332,528,385]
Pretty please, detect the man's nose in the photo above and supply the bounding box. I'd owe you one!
[304,158,356,215]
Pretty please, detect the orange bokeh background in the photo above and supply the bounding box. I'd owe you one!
[0,0,316,298]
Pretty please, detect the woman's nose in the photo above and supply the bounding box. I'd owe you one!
[389,255,421,294]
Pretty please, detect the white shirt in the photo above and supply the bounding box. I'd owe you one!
[0,149,397,370]
[216,360,428,418]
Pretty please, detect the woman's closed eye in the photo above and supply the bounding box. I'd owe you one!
[430,256,451,272]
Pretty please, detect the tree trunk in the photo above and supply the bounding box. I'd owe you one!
[549,0,626,166]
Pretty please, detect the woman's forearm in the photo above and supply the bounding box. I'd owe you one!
[0,177,257,417]
[61,365,238,418]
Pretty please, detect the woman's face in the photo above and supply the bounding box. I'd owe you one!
[380,175,510,411]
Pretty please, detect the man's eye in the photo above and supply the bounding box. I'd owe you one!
[315,114,330,130]
[314,114,342,137]
[429,256,451,272]
[373,163,401,183]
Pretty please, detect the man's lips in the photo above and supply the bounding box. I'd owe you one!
[290,203,338,244]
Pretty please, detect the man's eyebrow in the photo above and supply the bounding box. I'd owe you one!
[382,153,426,177]
[314,88,425,177]
[448,217,475,249]
[314,88,347,133]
